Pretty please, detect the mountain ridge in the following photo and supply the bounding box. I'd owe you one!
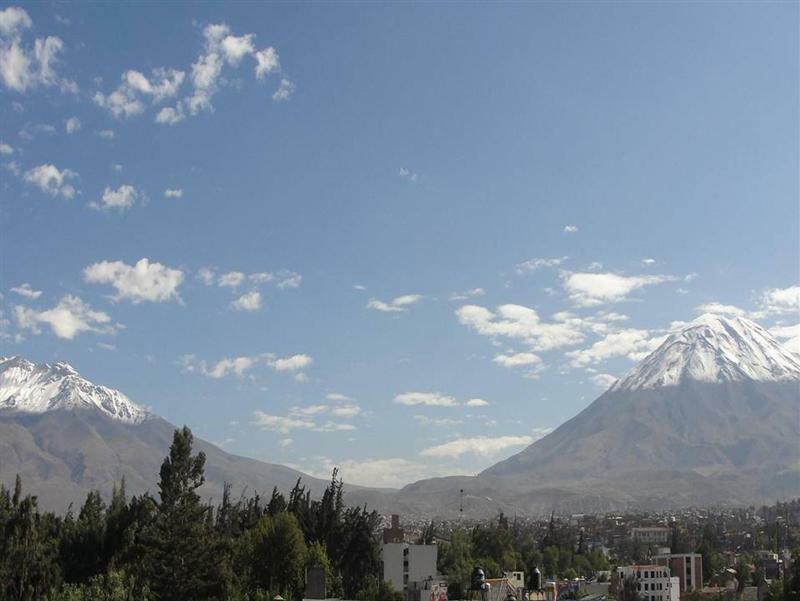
[1,313,798,516]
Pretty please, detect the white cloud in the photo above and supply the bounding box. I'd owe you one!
[3,160,20,175]
[220,32,255,65]
[290,404,329,417]
[201,267,301,291]
[145,23,283,121]
[64,116,80,133]
[276,271,302,289]
[204,356,258,378]
[231,290,262,312]
[14,295,113,339]
[94,67,185,118]
[566,328,665,367]
[493,351,545,378]
[449,287,485,301]
[291,401,361,419]
[23,164,78,198]
[394,391,458,407]
[493,352,541,368]
[155,105,185,125]
[197,267,216,285]
[83,258,184,303]
[325,393,350,402]
[420,435,533,459]
[414,415,464,427]
[270,353,312,372]
[253,411,315,433]
[562,272,679,307]
[331,403,361,418]
[398,167,418,182]
[0,7,75,93]
[10,283,42,299]
[760,286,800,315]
[272,78,295,102]
[96,129,115,139]
[590,373,618,389]
[563,224,578,233]
[641,258,656,265]
[218,271,246,288]
[182,353,312,380]
[18,122,55,140]
[255,47,280,78]
[253,408,356,434]
[0,7,31,37]
[771,323,800,355]
[515,256,567,275]
[0,142,13,155]
[530,427,554,440]
[695,302,747,317]
[89,184,139,211]
[465,398,490,407]
[367,294,423,313]
[164,188,183,198]
[456,304,585,351]
[249,272,275,285]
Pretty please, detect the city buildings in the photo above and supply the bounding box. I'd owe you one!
[653,553,703,593]
[617,565,679,601]
[631,528,671,547]
[381,515,438,593]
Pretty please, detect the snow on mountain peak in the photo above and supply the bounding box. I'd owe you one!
[0,356,150,424]
[614,313,800,391]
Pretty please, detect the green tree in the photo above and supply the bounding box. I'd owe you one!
[0,478,62,601]
[437,529,474,600]
[543,546,560,579]
[142,426,225,601]
[63,491,107,583]
[247,512,308,598]
[306,540,337,598]
[339,506,382,598]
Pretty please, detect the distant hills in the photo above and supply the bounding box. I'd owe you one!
[1,314,798,516]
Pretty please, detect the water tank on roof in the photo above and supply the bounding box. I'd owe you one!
[531,567,542,591]
[471,567,490,591]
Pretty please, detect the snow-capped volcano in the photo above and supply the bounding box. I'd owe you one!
[0,356,149,423]
[476,312,800,512]
[0,356,373,514]
[614,313,800,391]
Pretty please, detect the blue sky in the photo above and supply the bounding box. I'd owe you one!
[1,2,798,488]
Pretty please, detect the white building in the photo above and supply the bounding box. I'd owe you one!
[617,565,679,601]
[504,571,525,592]
[382,543,438,592]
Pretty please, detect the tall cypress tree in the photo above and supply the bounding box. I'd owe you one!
[143,426,224,601]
